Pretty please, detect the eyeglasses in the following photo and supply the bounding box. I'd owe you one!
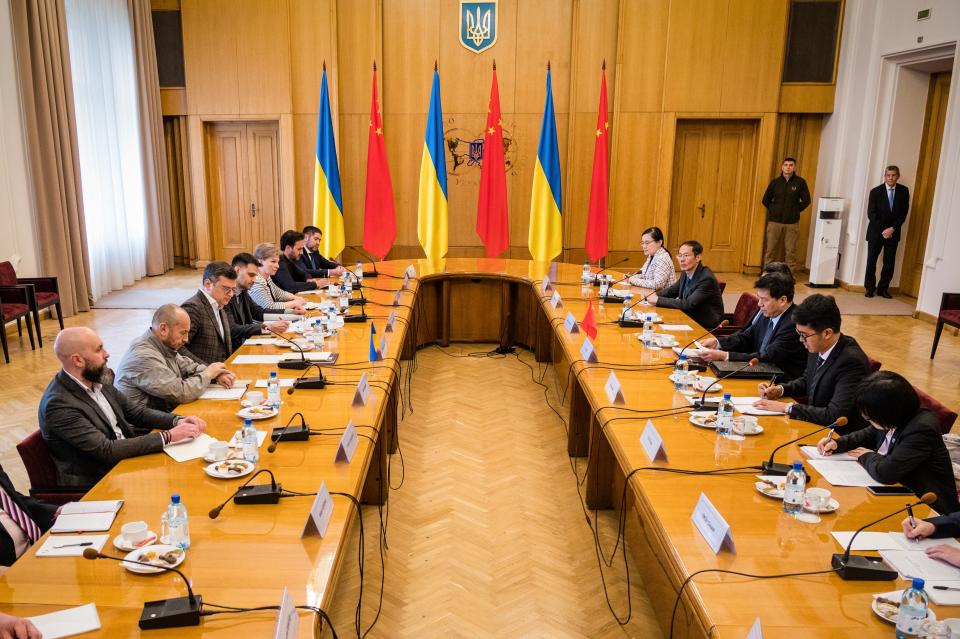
[214,283,237,296]
[641,240,657,246]
[796,329,821,342]
[676,253,694,259]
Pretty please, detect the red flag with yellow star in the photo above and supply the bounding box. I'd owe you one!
[476,61,509,258]
[363,62,397,260]
[585,63,609,263]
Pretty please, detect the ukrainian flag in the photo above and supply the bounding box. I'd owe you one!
[528,66,563,263]
[313,66,344,259]
[417,67,448,261]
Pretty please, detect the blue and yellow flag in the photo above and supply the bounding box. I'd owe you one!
[417,67,448,261]
[528,66,563,263]
[313,66,344,259]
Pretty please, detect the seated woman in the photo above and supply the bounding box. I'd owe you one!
[628,226,676,291]
[248,243,308,313]
[817,371,959,516]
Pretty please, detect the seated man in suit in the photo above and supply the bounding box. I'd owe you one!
[39,328,206,489]
[753,294,869,433]
[226,252,290,349]
[274,230,321,293]
[647,240,724,330]
[181,261,236,365]
[115,304,234,411]
[697,273,807,381]
[0,464,57,571]
[300,225,344,278]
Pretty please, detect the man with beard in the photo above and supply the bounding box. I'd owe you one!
[38,327,207,489]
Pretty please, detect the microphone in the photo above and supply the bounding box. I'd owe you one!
[284,363,327,395]
[599,272,635,303]
[346,245,381,277]
[264,325,311,370]
[832,492,936,581]
[268,412,311,451]
[340,271,369,322]
[617,287,668,327]
[692,357,758,409]
[677,320,729,355]
[208,469,282,518]
[83,547,201,629]
[761,416,848,476]
[341,269,367,304]
[591,257,629,286]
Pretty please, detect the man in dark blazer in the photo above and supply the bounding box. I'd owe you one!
[864,165,910,298]
[300,225,344,278]
[0,465,57,568]
[181,261,236,365]
[697,273,807,381]
[38,328,206,489]
[226,252,290,349]
[648,240,724,330]
[754,294,869,434]
[274,230,320,294]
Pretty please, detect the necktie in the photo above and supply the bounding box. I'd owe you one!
[0,487,42,544]
[888,188,894,210]
[759,318,775,351]
[816,356,826,369]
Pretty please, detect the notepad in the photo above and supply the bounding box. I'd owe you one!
[199,386,247,400]
[731,396,786,416]
[49,501,123,533]
[809,459,877,486]
[244,337,279,346]
[831,531,960,552]
[880,549,960,581]
[925,581,960,605]
[35,534,109,557]
[163,433,216,462]
[800,445,856,461]
[661,324,694,332]
[28,603,101,639]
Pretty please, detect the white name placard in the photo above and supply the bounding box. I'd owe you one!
[405,264,417,278]
[541,275,553,294]
[563,311,580,334]
[745,617,763,639]
[273,587,298,639]
[385,311,397,332]
[302,481,333,538]
[353,373,371,407]
[402,272,410,290]
[393,290,401,306]
[640,419,668,462]
[550,290,563,309]
[691,492,736,554]
[604,371,625,405]
[335,420,359,463]
[579,337,599,363]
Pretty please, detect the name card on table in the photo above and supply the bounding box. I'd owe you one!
[379,335,388,358]
[691,492,736,554]
[541,275,553,294]
[745,618,763,639]
[302,481,333,538]
[579,337,599,363]
[640,419,668,462]
[335,420,359,463]
[393,290,402,306]
[405,265,417,278]
[563,311,580,334]
[550,290,563,309]
[353,373,372,407]
[402,272,410,290]
[274,587,298,639]
[604,371,625,405]
[385,311,397,332]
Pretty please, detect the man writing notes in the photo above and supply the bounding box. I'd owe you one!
[753,294,869,434]
[180,262,236,365]
[115,304,235,411]
[39,328,206,489]
[864,165,909,299]
[646,240,724,331]
[697,272,807,381]
[300,225,345,278]
[226,252,291,347]
[762,157,811,272]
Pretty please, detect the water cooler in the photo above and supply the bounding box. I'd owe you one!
[808,197,843,287]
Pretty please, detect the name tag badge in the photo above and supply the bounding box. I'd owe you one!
[563,311,580,334]
[335,420,359,463]
[301,481,333,538]
[273,587,298,639]
[604,371,625,405]
[745,617,763,639]
[550,290,563,309]
[640,419,668,462]
[386,311,397,332]
[541,276,553,294]
[579,337,598,363]
[353,373,371,407]
[691,492,736,554]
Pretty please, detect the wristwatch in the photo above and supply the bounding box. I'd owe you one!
[784,403,793,416]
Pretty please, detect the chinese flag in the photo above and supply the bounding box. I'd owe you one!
[476,62,509,258]
[363,62,397,260]
[581,299,598,340]
[584,63,609,263]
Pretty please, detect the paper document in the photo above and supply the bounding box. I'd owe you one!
[880,549,960,581]
[233,354,284,365]
[28,603,101,639]
[244,337,279,346]
[163,433,216,463]
[672,346,704,358]
[809,459,878,487]
[281,352,335,363]
[800,445,856,461]
[49,501,123,534]
[831,531,902,551]
[199,386,246,400]
[924,581,960,605]
[661,324,694,332]
[731,396,786,416]
[255,377,295,388]
[35,534,109,557]
[264,313,300,321]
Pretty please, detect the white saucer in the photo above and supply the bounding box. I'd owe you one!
[236,406,278,420]
[755,481,784,499]
[121,544,185,574]
[113,531,158,552]
[803,497,840,514]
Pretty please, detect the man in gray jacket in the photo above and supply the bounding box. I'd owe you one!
[115,304,235,411]
[38,327,206,489]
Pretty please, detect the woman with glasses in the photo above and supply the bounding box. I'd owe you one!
[249,243,309,312]
[628,227,676,291]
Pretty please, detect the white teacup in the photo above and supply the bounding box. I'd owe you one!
[121,521,149,544]
[208,441,229,461]
[735,415,760,434]
[657,334,677,347]
[246,390,265,405]
[695,376,718,392]
[804,487,832,511]
[943,618,960,639]
[291,338,312,351]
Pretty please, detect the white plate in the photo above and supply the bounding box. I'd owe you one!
[112,531,158,552]
[203,459,255,479]
[732,423,764,436]
[803,496,840,514]
[202,450,244,463]
[755,481,784,499]
[871,595,936,625]
[121,544,185,574]
[689,411,719,429]
[236,406,278,420]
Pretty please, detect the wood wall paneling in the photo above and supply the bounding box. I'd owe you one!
[779,83,837,113]
[662,0,727,113]
[181,0,239,115]
[719,0,788,113]
[237,0,293,115]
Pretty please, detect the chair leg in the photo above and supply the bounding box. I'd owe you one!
[16,317,21,336]
[32,309,42,348]
[1,324,8,363]
[931,320,945,359]
[24,315,35,350]
[55,302,64,330]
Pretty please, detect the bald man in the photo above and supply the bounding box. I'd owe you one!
[38,327,207,489]
[115,304,235,411]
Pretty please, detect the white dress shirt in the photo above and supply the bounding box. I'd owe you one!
[65,371,124,439]
[200,288,225,340]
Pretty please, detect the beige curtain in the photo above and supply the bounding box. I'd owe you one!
[128,0,173,275]
[164,116,197,266]
[10,0,91,316]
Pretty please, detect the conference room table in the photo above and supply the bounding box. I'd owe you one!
[0,258,955,638]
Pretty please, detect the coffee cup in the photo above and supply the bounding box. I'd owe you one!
[942,618,960,639]
[804,487,832,512]
[696,376,717,391]
[208,441,229,461]
[121,521,149,544]
[246,390,264,405]
[735,415,760,434]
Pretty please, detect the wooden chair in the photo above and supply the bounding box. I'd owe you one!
[0,261,64,348]
[931,292,960,359]
[15,430,85,506]
[0,285,36,363]
[913,386,958,435]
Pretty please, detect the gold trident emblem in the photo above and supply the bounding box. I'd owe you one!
[465,7,491,47]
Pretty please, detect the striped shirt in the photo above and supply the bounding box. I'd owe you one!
[249,275,295,311]
[629,247,677,291]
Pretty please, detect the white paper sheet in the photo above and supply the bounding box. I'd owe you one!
[924,581,960,605]
[661,324,694,332]
[880,549,960,581]
[35,534,109,557]
[245,337,279,346]
[731,396,786,416]
[255,378,295,388]
[163,433,217,462]
[199,386,246,400]
[232,354,284,364]
[800,445,856,461]
[831,531,910,551]
[28,603,101,639]
[809,459,878,486]
[264,313,300,321]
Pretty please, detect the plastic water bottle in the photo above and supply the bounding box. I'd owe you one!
[674,356,689,392]
[896,578,928,638]
[242,418,259,464]
[599,277,609,306]
[581,262,592,285]
[716,393,734,437]
[339,286,349,310]
[642,318,654,346]
[622,293,634,320]
[267,371,280,408]
[311,319,324,349]
[302,319,314,344]
[355,260,364,282]
[165,494,190,550]
[783,461,806,515]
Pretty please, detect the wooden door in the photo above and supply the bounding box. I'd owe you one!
[669,120,758,273]
[901,71,951,298]
[206,121,281,262]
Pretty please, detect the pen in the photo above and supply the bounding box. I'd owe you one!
[933,586,960,591]
[906,504,918,543]
[54,542,94,549]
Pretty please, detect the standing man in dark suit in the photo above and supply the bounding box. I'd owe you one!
[762,157,811,272]
[181,261,236,365]
[753,294,869,434]
[275,230,321,293]
[0,464,57,569]
[647,240,724,330]
[300,225,344,278]
[38,328,206,489]
[226,252,290,349]
[864,165,910,298]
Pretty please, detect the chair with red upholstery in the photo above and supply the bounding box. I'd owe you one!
[717,291,759,336]
[914,386,958,435]
[866,354,882,373]
[0,285,36,363]
[0,261,63,349]
[718,281,727,294]
[931,292,960,359]
[15,430,85,506]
